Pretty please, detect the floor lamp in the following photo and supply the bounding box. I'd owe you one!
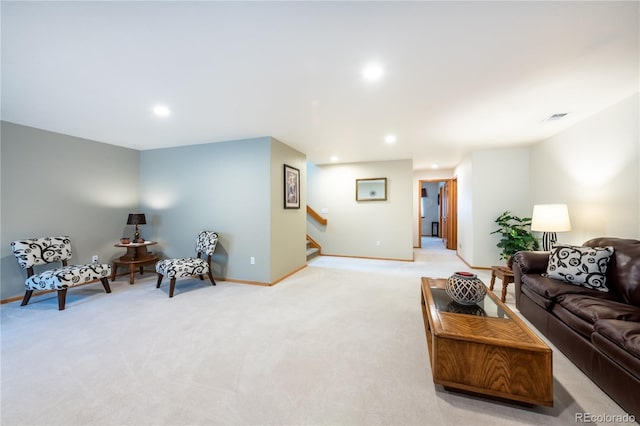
[531,204,571,251]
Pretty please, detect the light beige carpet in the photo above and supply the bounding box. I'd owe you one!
[0,238,630,425]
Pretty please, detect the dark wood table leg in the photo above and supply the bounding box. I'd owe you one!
[501,276,515,303]
[489,270,497,291]
[129,263,135,285]
[110,262,118,281]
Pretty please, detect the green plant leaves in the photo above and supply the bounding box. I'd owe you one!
[491,210,539,259]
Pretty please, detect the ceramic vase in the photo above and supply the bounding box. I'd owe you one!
[445,271,487,305]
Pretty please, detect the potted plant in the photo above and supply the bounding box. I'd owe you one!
[491,211,539,267]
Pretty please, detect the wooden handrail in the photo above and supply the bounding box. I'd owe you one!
[306,206,327,225]
[306,234,322,255]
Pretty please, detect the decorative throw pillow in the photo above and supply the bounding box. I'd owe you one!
[545,245,614,292]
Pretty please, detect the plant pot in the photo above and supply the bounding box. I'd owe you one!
[507,256,514,269]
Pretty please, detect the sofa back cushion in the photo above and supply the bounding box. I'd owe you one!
[584,238,640,307]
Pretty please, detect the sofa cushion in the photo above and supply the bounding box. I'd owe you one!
[551,302,596,339]
[593,319,640,377]
[584,238,640,307]
[556,294,640,323]
[521,284,555,310]
[545,245,614,291]
[24,264,111,291]
[521,274,617,304]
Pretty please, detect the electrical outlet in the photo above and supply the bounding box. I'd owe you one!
[91,255,99,264]
[376,241,381,246]
[250,256,255,265]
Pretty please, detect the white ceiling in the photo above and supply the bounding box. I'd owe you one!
[2,1,638,170]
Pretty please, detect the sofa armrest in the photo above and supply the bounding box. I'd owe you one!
[512,251,550,309]
[513,251,550,274]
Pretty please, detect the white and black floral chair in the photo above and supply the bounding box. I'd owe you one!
[155,231,218,298]
[11,236,112,310]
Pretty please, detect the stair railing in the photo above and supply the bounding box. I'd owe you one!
[306,206,327,225]
[306,234,322,256]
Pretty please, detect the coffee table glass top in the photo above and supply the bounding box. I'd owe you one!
[430,287,507,319]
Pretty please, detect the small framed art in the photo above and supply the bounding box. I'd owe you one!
[356,177,387,201]
[284,164,300,209]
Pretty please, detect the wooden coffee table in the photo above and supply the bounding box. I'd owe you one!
[420,277,553,406]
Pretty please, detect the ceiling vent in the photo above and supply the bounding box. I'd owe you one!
[546,113,568,121]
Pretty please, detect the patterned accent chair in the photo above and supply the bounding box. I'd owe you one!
[11,236,112,310]
[155,231,219,298]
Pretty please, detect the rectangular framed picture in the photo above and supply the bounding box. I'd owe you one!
[284,164,300,209]
[356,177,387,201]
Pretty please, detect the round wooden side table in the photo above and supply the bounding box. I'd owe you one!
[111,241,159,284]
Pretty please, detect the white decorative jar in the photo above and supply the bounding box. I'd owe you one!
[445,272,487,305]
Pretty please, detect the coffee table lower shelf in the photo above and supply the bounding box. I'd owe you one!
[111,256,159,285]
[421,277,553,407]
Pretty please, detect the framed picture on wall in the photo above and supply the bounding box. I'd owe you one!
[356,177,387,201]
[284,164,300,209]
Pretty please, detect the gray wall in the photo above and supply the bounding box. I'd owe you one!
[455,92,639,268]
[457,146,531,268]
[307,160,414,260]
[530,93,639,242]
[0,121,140,299]
[270,139,307,282]
[139,137,307,284]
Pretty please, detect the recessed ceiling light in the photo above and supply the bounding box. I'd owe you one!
[362,63,384,82]
[330,156,339,162]
[432,164,439,169]
[153,105,171,117]
[384,134,397,144]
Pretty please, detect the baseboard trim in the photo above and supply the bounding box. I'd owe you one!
[217,277,272,287]
[319,253,414,262]
[456,253,492,271]
[272,264,308,285]
[214,264,308,287]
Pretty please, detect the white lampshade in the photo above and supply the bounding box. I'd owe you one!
[531,204,571,232]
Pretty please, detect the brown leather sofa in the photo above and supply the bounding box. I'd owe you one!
[513,237,640,418]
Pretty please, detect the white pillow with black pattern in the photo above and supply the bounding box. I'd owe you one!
[545,245,614,292]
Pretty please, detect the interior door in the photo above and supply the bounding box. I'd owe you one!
[441,178,457,250]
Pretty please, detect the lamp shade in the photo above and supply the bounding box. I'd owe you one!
[127,213,147,225]
[531,204,571,232]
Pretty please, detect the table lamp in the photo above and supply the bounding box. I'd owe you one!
[531,204,571,251]
[127,213,147,242]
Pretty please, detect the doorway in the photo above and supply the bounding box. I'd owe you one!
[418,179,457,250]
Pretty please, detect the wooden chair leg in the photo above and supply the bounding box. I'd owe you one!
[169,278,176,298]
[101,277,112,293]
[207,270,216,286]
[57,288,68,311]
[21,290,34,306]
[199,274,205,281]
[156,274,163,288]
